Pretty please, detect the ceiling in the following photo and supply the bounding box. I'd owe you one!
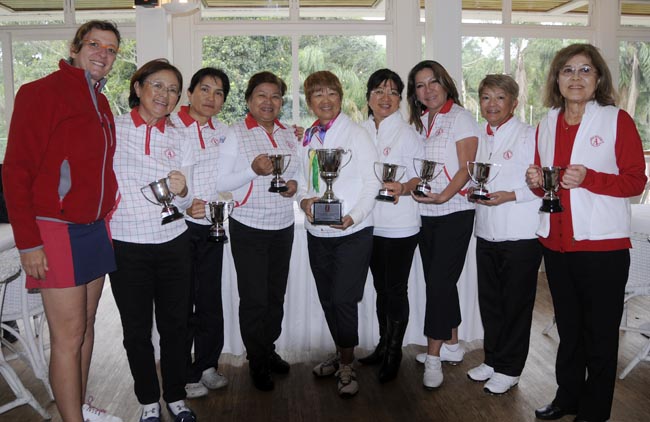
[0,0,648,16]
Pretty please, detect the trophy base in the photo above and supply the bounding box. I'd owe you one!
[312,201,342,225]
[540,198,563,213]
[413,184,431,197]
[469,189,490,201]
[207,235,229,244]
[161,207,184,225]
[375,192,396,202]
[269,184,288,193]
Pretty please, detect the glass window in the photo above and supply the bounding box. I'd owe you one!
[201,1,290,21]
[201,35,292,124]
[620,41,650,150]
[462,36,504,122]
[299,35,386,126]
[0,0,65,26]
[300,0,385,21]
[105,39,138,117]
[462,0,502,24]
[510,37,586,126]
[13,39,68,90]
[75,0,136,25]
[621,0,650,28]
[512,1,589,26]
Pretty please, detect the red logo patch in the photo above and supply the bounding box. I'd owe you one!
[383,147,391,156]
[164,148,176,159]
[503,150,513,160]
[590,135,604,147]
[435,128,443,136]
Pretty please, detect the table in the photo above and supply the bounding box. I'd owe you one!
[220,209,483,355]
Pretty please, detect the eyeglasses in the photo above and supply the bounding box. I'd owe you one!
[82,39,119,56]
[560,65,596,78]
[370,88,401,98]
[145,80,180,97]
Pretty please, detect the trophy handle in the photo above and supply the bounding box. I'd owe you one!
[339,149,353,170]
[222,201,235,223]
[165,176,177,202]
[282,154,292,174]
[140,185,160,206]
[204,202,212,223]
[466,161,476,184]
[373,162,383,182]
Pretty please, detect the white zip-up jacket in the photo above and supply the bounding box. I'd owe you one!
[474,117,541,242]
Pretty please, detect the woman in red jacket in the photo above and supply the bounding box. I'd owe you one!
[2,20,122,422]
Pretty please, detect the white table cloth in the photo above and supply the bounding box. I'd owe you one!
[220,208,483,355]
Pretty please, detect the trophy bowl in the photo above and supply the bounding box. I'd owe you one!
[540,166,564,213]
[467,161,500,201]
[140,178,184,225]
[374,162,406,202]
[413,158,442,197]
[310,148,352,225]
[205,200,234,243]
[268,154,291,193]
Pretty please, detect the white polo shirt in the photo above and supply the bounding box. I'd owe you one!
[111,109,195,244]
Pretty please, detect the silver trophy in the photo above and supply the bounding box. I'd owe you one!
[268,154,292,193]
[205,201,234,243]
[310,148,352,225]
[140,178,184,225]
[413,158,442,197]
[540,166,564,213]
[467,161,501,201]
[374,162,406,202]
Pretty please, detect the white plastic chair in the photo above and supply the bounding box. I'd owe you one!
[0,247,51,419]
[619,232,650,379]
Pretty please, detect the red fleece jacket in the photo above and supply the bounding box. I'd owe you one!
[2,59,118,250]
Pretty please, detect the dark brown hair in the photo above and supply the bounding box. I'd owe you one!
[69,20,121,57]
[543,43,616,109]
[128,59,183,109]
[244,71,287,102]
[303,71,344,107]
[406,60,461,133]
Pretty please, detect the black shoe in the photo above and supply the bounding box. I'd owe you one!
[250,365,274,391]
[268,351,290,374]
[535,403,577,420]
[378,319,408,383]
[358,339,386,365]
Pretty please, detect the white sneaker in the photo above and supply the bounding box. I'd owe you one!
[313,353,340,377]
[335,364,359,397]
[82,399,123,422]
[416,343,465,365]
[184,382,209,398]
[467,363,494,382]
[201,367,228,390]
[483,372,519,395]
[423,355,443,389]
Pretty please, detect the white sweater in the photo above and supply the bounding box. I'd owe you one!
[296,113,380,238]
[474,117,541,242]
[361,111,422,238]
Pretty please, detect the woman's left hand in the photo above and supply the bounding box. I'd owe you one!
[330,215,354,230]
[561,164,587,189]
[280,180,297,198]
[293,125,305,141]
[476,190,515,206]
[383,181,404,204]
[168,170,188,197]
[411,190,446,204]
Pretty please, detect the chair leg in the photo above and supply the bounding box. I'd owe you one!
[619,337,650,379]
[0,360,51,419]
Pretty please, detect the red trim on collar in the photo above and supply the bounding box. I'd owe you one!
[439,98,454,114]
[244,112,287,130]
[486,115,513,136]
[179,105,216,130]
[130,107,166,155]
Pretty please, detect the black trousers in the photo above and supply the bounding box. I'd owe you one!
[185,222,224,383]
[369,233,419,324]
[544,247,629,422]
[229,218,294,368]
[307,227,373,349]
[110,232,191,404]
[476,237,542,376]
[419,210,474,340]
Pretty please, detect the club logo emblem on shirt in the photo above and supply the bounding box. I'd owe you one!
[286,140,297,151]
[218,136,226,144]
[383,147,391,156]
[209,137,220,145]
[503,150,513,160]
[164,148,176,159]
[435,128,443,137]
[590,135,604,147]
